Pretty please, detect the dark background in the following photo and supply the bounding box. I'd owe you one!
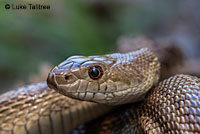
[1,0,200,93]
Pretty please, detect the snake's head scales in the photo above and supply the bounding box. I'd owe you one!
[47,55,117,102]
[47,48,160,105]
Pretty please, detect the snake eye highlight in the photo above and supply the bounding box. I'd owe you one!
[88,66,103,80]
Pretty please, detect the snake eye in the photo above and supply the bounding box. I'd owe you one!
[88,66,103,80]
[64,75,70,81]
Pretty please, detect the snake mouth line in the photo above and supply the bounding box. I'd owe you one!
[66,90,125,93]
[64,87,135,96]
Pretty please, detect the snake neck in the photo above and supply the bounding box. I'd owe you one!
[104,48,160,104]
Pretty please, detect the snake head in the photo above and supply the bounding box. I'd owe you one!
[47,49,160,105]
[47,55,119,103]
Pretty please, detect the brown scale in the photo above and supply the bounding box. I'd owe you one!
[0,83,111,134]
[73,74,200,134]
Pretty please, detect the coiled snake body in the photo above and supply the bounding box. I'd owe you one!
[0,48,200,134]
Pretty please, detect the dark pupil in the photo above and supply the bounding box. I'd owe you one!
[91,67,99,78]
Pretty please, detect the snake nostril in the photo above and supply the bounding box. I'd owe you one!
[47,73,57,89]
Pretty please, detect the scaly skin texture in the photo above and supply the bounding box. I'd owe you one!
[1,48,200,134]
[48,48,160,105]
[0,83,111,134]
[73,74,200,134]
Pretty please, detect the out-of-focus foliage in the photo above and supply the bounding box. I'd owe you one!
[0,0,200,91]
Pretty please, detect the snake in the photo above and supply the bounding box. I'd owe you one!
[0,48,200,134]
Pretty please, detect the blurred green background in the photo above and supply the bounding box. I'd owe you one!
[0,0,200,92]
